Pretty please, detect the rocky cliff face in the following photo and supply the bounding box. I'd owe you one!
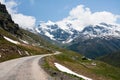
[0,3,8,13]
[0,3,22,37]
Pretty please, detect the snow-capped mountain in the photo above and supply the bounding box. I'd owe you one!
[35,21,80,43]
[80,23,120,38]
[35,21,120,59]
[67,23,120,58]
[35,20,120,43]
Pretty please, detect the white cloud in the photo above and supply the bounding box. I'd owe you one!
[1,0,36,29]
[12,14,36,29]
[56,5,120,31]
[0,0,5,3]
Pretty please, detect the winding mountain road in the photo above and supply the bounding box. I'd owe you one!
[0,52,60,80]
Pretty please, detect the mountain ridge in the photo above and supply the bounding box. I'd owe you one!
[36,21,120,43]
[35,20,120,59]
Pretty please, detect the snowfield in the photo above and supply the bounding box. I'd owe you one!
[20,39,29,44]
[54,63,92,80]
[4,36,20,44]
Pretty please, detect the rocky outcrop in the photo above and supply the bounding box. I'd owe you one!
[0,3,22,38]
[0,2,8,13]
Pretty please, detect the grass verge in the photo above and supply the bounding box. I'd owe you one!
[42,50,120,80]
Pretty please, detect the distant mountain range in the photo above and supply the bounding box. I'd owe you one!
[35,20,120,58]
[35,21,80,43]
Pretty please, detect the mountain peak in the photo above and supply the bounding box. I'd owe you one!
[81,23,120,39]
[35,21,120,43]
[46,20,55,25]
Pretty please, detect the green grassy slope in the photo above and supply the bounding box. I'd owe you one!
[42,49,120,80]
[98,51,120,68]
[0,3,55,62]
[0,28,53,62]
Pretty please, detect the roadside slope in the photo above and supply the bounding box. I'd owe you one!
[42,50,120,80]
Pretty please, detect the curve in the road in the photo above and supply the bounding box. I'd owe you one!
[0,52,60,80]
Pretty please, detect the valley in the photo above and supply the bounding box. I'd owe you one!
[0,1,120,80]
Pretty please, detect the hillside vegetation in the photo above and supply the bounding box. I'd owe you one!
[42,49,120,80]
[0,3,120,80]
[0,3,54,62]
[99,51,120,68]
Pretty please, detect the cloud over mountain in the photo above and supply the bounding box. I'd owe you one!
[1,0,36,29]
[56,5,120,31]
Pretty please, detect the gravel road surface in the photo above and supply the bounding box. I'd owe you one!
[0,53,59,80]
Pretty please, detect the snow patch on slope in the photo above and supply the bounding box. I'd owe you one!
[63,38,73,44]
[45,32,55,40]
[20,39,29,44]
[35,28,41,33]
[54,63,92,80]
[4,36,20,44]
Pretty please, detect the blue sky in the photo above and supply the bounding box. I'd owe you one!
[16,0,120,22]
[1,0,120,29]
